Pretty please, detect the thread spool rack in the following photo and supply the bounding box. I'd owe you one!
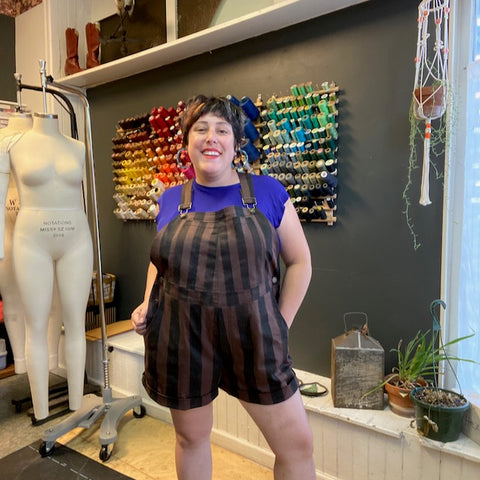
[109,81,340,225]
[110,102,188,221]
[247,81,340,225]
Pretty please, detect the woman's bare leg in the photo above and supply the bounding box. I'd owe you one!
[241,390,315,479]
[170,403,214,480]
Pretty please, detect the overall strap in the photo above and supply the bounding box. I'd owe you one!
[178,172,258,217]
[178,180,193,217]
[238,172,257,213]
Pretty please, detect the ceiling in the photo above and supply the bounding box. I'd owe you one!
[0,0,42,17]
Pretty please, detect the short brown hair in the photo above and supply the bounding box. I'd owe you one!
[181,95,246,149]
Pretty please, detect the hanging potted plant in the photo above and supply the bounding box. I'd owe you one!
[410,385,470,442]
[413,81,446,120]
[403,0,451,249]
[407,300,477,442]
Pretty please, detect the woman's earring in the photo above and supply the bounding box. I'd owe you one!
[232,149,253,173]
[176,148,195,179]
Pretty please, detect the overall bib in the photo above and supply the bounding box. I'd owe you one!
[143,172,298,410]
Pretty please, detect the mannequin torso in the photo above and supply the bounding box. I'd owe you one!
[12,114,85,209]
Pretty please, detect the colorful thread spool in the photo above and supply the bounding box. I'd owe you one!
[327,101,338,115]
[325,159,337,173]
[317,112,328,128]
[326,123,338,140]
[244,118,260,141]
[240,96,260,121]
[242,139,260,161]
[293,126,306,143]
[318,100,330,116]
[227,94,240,106]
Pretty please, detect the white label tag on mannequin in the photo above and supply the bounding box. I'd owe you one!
[39,218,76,238]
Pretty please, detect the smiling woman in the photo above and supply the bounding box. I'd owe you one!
[130,94,315,479]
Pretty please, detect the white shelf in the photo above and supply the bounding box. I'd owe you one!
[55,0,369,89]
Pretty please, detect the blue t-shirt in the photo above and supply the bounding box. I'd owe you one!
[156,174,289,232]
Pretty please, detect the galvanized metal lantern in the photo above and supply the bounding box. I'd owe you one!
[331,312,385,409]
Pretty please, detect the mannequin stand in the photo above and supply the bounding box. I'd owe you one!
[40,387,144,461]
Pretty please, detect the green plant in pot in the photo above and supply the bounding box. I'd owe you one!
[409,303,477,443]
[363,300,476,420]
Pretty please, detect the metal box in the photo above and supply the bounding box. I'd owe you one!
[331,313,385,409]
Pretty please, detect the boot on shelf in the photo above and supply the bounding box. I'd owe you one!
[86,22,101,69]
[64,28,83,76]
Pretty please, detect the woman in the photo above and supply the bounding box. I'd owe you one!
[131,95,314,479]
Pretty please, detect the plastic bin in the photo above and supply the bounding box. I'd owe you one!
[0,338,6,370]
[88,272,116,306]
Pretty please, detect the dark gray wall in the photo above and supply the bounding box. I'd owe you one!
[0,15,16,101]
[87,0,443,377]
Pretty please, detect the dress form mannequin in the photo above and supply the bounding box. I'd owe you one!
[7,113,93,420]
[0,113,63,374]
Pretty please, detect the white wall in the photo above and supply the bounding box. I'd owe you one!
[15,2,47,115]
[211,0,277,26]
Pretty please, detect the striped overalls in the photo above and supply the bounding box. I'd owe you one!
[142,172,298,410]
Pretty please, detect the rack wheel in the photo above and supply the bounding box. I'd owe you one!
[99,444,112,462]
[39,441,55,457]
[133,404,146,418]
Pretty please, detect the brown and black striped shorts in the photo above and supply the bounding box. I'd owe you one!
[142,276,299,410]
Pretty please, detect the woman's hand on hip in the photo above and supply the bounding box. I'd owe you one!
[131,302,148,335]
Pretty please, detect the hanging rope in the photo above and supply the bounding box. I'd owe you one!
[412,0,450,206]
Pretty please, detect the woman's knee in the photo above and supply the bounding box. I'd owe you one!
[175,427,211,450]
[276,424,314,462]
[171,405,213,450]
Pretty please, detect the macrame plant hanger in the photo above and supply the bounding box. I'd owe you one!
[412,0,450,206]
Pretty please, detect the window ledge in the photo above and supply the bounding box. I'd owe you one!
[55,0,369,89]
[295,369,480,464]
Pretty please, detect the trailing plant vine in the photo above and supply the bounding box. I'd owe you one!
[403,97,448,250]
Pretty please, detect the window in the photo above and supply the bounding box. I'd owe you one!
[444,0,480,403]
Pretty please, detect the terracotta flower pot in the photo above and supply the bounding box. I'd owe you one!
[384,375,427,417]
[413,85,446,119]
[385,381,415,417]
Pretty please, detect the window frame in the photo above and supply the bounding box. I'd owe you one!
[442,0,478,404]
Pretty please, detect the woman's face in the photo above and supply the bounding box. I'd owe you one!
[187,112,236,184]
